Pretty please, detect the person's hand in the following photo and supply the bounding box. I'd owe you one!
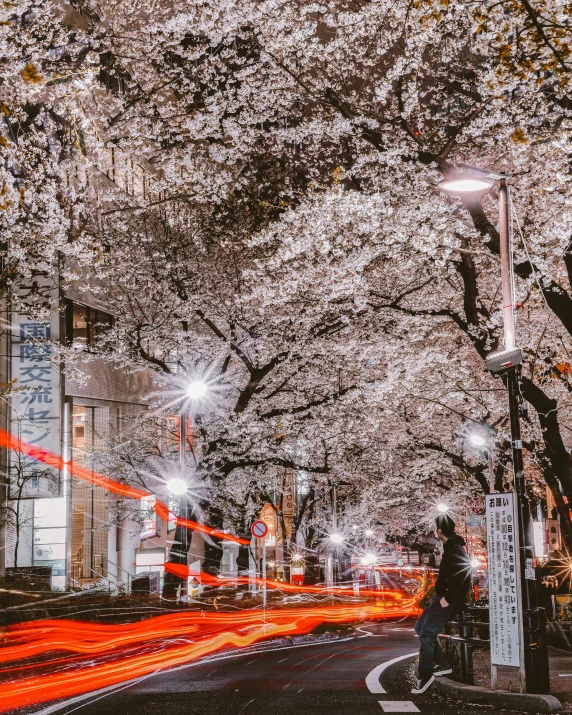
[440,597,449,608]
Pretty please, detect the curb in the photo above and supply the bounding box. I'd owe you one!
[434,676,562,713]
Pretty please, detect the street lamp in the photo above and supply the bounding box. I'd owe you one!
[330,533,344,544]
[440,163,539,689]
[186,380,208,400]
[437,503,449,513]
[167,478,188,496]
[470,433,496,493]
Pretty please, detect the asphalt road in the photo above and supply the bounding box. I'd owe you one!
[34,619,506,715]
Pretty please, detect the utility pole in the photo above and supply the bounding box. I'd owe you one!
[498,178,536,613]
[440,166,548,694]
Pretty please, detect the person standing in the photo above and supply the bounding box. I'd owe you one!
[412,513,471,694]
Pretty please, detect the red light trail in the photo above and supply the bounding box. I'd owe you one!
[164,563,415,599]
[0,599,419,713]
[0,430,425,714]
[0,428,249,545]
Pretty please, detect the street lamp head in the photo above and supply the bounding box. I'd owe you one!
[470,434,486,447]
[361,553,376,566]
[365,529,374,537]
[440,176,495,193]
[439,165,498,194]
[186,380,207,399]
[471,558,480,569]
[330,533,344,544]
[437,503,449,513]
[167,478,188,495]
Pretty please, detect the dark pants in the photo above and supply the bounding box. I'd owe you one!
[415,595,454,679]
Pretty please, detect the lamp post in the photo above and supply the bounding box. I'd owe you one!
[329,532,343,589]
[162,380,208,599]
[470,433,495,493]
[440,166,542,692]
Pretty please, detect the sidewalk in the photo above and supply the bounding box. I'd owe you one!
[436,645,572,712]
[470,646,572,710]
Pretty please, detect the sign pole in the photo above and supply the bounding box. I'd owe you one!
[263,538,267,615]
[251,520,269,616]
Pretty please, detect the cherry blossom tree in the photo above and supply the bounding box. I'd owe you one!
[8,0,572,559]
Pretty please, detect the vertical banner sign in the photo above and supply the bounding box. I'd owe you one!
[281,472,295,539]
[140,495,157,540]
[486,493,521,667]
[10,279,61,499]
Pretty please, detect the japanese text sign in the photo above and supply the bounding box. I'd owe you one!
[486,493,521,667]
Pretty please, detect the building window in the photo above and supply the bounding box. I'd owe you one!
[72,406,89,449]
[67,302,113,348]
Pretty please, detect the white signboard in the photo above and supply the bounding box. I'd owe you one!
[486,493,521,667]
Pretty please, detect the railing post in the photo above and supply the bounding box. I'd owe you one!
[459,608,474,685]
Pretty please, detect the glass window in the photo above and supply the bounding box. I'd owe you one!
[70,304,113,347]
[72,406,88,449]
[72,306,89,344]
[93,310,113,338]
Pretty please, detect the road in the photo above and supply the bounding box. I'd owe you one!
[34,619,506,715]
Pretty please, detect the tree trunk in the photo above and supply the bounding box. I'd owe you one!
[521,376,572,505]
[202,505,224,576]
[539,459,572,552]
[304,525,320,584]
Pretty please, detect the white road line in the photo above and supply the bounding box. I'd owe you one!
[558,673,572,677]
[378,702,420,713]
[356,625,389,637]
[365,652,418,694]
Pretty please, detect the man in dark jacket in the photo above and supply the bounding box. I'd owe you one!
[412,514,471,694]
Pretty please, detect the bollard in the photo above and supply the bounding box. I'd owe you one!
[459,608,474,685]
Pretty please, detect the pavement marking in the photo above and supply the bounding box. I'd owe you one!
[558,673,572,677]
[378,702,420,713]
[365,652,418,694]
[356,625,389,637]
[277,657,289,663]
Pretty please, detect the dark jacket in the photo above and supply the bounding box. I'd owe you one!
[434,534,471,605]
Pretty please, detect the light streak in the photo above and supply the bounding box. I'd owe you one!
[0,601,419,712]
[163,563,417,599]
[0,428,249,545]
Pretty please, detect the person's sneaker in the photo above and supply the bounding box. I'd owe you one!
[433,665,453,676]
[411,674,435,694]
